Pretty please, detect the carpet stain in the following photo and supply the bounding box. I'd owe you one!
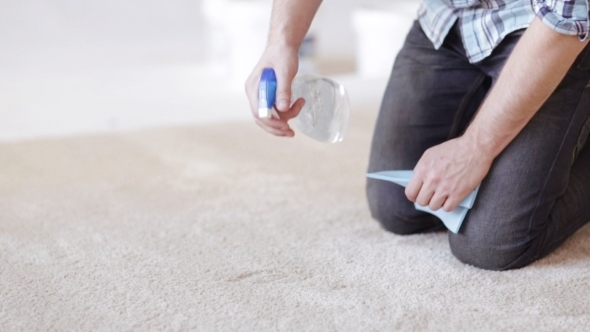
[226,270,287,283]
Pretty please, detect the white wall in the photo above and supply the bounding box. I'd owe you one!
[0,0,419,141]
[0,0,206,76]
[0,0,420,75]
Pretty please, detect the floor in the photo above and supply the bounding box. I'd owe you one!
[1,108,589,331]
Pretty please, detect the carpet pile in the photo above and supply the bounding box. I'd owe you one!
[1,108,589,331]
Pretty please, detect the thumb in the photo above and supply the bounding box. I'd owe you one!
[275,67,296,112]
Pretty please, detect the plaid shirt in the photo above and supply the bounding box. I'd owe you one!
[418,0,590,63]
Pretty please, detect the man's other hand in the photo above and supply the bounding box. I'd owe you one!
[405,137,494,212]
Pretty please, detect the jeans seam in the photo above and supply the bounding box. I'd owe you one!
[525,87,588,257]
[447,73,487,140]
[572,117,590,161]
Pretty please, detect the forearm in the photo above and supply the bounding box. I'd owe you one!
[268,0,322,50]
[463,18,589,157]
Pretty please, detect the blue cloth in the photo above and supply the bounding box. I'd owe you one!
[418,0,590,63]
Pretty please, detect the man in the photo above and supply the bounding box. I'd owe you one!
[245,0,590,270]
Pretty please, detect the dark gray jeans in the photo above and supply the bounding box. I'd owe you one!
[367,21,590,270]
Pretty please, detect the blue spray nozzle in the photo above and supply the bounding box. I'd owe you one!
[258,68,278,119]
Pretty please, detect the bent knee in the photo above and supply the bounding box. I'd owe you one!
[366,179,443,235]
[449,232,537,271]
[373,212,428,235]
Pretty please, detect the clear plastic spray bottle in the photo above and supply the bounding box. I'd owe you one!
[258,68,350,143]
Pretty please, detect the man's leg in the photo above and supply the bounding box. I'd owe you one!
[366,22,490,234]
[450,44,590,270]
[540,139,590,256]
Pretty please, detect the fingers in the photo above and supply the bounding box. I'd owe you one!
[428,193,447,211]
[413,184,465,212]
[405,177,422,203]
[254,119,295,137]
[409,183,455,211]
[277,98,305,121]
[442,194,463,212]
[415,185,435,207]
[275,67,296,112]
[407,168,446,210]
[246,68,295,137]
[253,98,303,137]
[244,47,299,136]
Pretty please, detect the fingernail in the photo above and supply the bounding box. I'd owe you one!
[278,101,288,111]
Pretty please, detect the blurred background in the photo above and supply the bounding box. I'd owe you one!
[0,0,420,141]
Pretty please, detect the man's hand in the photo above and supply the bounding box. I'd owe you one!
[405,137,494,212]
[245,45,305,137]
[405,18,590,212]
[244,0,322,138]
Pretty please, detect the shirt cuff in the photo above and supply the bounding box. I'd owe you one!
[533,0,590,41]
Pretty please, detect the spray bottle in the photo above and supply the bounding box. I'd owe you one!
[258,68,350,143]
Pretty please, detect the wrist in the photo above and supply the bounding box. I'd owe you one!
[460,125,503,160]
[261,43,300,73]
[265,39,300,56]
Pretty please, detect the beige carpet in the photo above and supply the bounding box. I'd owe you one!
[1,107,589,331]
